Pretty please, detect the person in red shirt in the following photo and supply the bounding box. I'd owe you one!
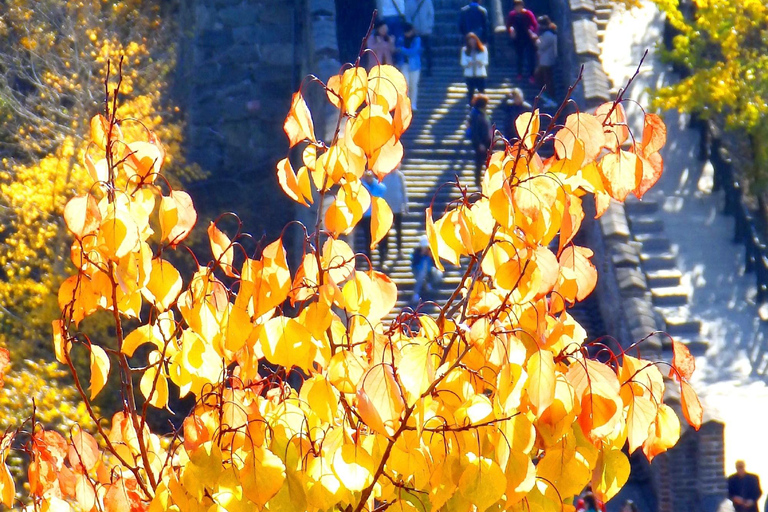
[505,0,538,82]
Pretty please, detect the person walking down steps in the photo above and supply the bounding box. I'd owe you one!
[506,0,538,82]
[467,94,492,186]
[396,23,423,111]
[535,15,558,107]
[460,33,488,106]
[501,87,531,141]
[458,0,490,44]
[406,0,434,76]
[380,167,409,265]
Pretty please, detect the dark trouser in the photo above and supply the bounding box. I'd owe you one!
[465,76,486,105]
[420,34,433,75]
[535,65,554,96]
[513,39,536,77]
[474,146,486,185]
[359,215,373,267]
[379,213,403,262]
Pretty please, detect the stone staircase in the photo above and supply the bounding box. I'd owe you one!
[624,196,709,355]
[367,0,606,338]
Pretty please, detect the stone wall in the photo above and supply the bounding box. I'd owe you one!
[175,0,306,237]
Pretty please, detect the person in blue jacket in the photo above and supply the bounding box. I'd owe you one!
[396,23,423,111]
[360,170,387,268]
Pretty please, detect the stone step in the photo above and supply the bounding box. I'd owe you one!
[640,251,678,271]
[651,286,689,307]
[624,198,660,216]
[646,268,682,288]
[634,233,671,253]
[629,216,664,234]
[664,317,702,337]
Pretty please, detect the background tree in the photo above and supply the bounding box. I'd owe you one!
[0,0,201,360]
[652,0,768,188]
[0,62,701,511]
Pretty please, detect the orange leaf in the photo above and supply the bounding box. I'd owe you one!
[559,195,584,254]
[124,140,163,182]
[90,114,121,151]
[350,104,395,157]
[284,91,315,147]
[669,339,696,382]
[68,430,100,473]
[367,65,406,112]
[277,157,309,206]
[641,113,666,156]
[0,348,8,389]
[600,149,643,201]
[208,222,236,277]
[681,380,702,430]
[340,67,368,114]
[526,350,555,414]
[369,136,404,180]
[632,147,663,199]
[64,194,101,239]
[159,190,197,247]
[642,404,680,461]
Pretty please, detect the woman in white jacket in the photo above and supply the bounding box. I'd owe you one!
[460,32,488,106]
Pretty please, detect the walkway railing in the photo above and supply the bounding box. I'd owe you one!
[709,136,768,302]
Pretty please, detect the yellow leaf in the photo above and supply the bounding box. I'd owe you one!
[52,320,71,364]
[398,338,436,405]
[122,324,164,357]
[257,316,316,372]
[300,375,339,423]
[90,114,121,151]
[599,149,643,202]
[277,157,310,206]
[340,67,367,115]
[356,364,404,436]
[558,246,597,302]
[239,445,286,507]
[140,351,169,409]
[208,222,236,277]
[98,206,140,260]
[89,344,110,400]
[64,194,101,239]
[642,403,680,461]
[331,443,374,492]
[457,453,506,512]
[143,258,183,312]
[371,196,393,248]
[321,238,355,284]
[159,190,197,247]
[284,91,315,147]
[367,65,407,112]
[327,349,367,394]
[526,350,555,414]
[515,109,540,150]
[591,448,630,502]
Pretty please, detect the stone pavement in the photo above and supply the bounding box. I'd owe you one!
[600,2,768,507]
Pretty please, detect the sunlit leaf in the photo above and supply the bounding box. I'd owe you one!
[89,345,110,400]
[284,92,315,147]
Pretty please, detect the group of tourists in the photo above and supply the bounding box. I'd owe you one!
[360,0,562,305]
[365,0,434,110]
[458,0,558,107]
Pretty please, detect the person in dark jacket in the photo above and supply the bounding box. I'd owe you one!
[729,461,762,512]
[468,93,492,186]
[459,1,490,43]
[505,0,538,82]
[502,87,532,141]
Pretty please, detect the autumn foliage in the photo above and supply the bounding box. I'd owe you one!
[0,62,701,512]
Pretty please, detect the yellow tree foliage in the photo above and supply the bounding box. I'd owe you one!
[653,0,768,131]
[0,64,701,512]
[0,0,199,356]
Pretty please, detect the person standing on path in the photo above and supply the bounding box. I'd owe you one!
[505,0,538,82]
[411,235,443,304]
[460,33,488,106]
[468,94,492,186]
[360,170,387,269]
[406,0,434,76]
[501,87,531,141]
[459,0,490,44]
[380,168,409,264]
[729,461,762,512]
[396,23,423,111]
[534,15,558,107]
[366,21,396,69]
[379,0,407,41]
